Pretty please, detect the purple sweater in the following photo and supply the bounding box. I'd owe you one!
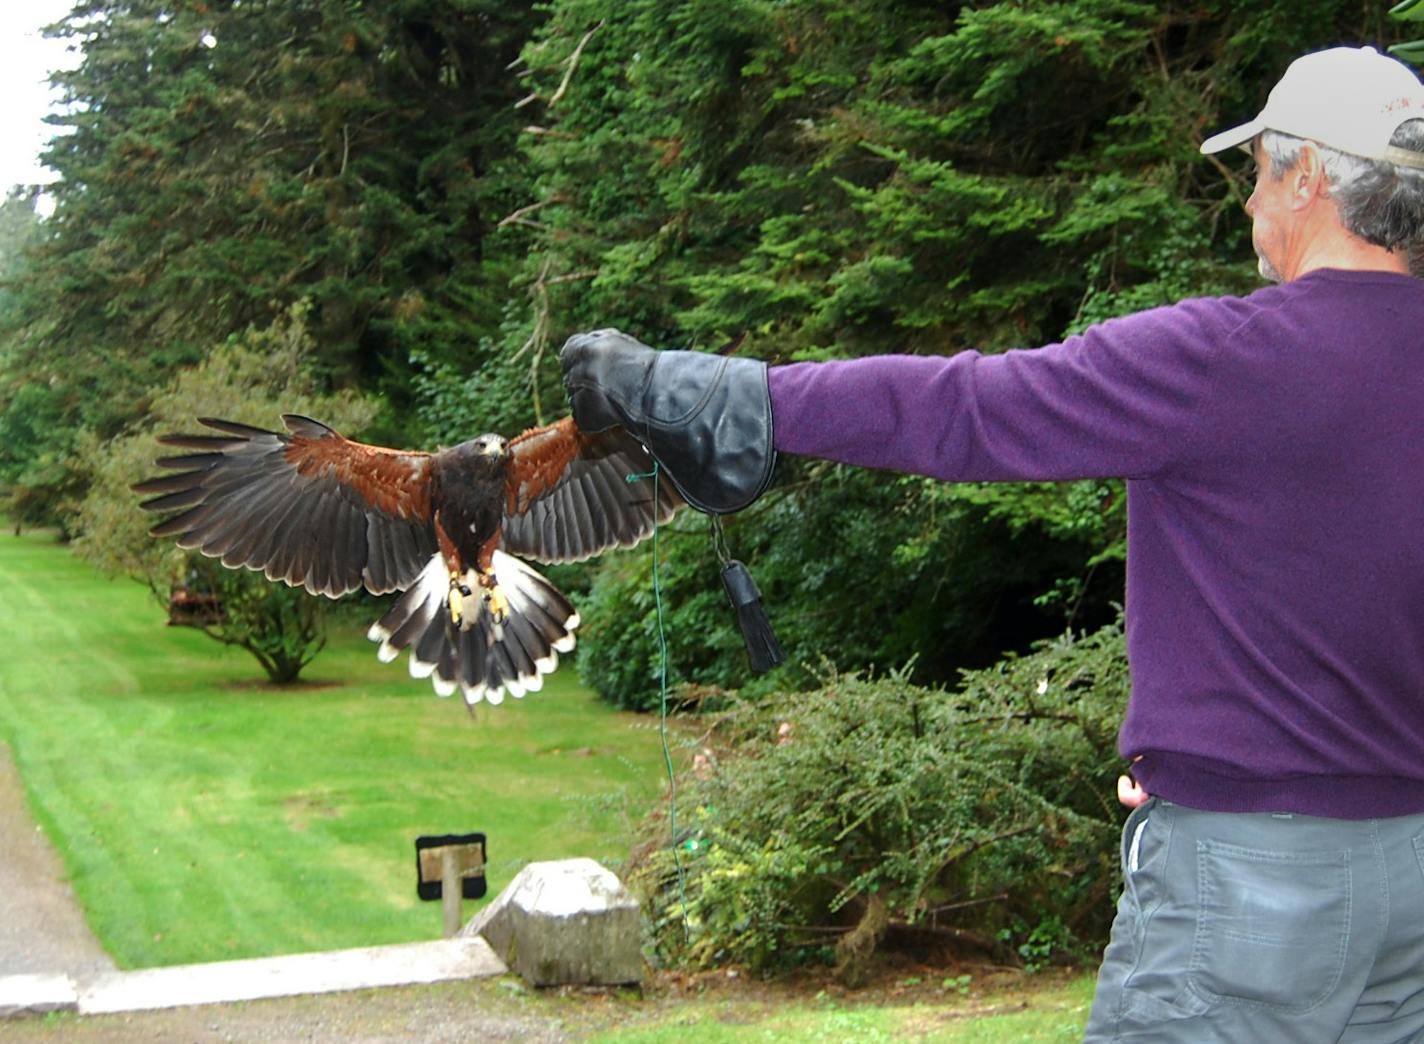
[769,268,1424,818]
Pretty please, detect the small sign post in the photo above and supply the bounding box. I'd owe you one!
[415,833,487,938]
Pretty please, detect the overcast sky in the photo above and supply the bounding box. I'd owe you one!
[0,1,82,193]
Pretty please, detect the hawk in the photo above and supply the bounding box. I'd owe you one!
[134,415,681,706]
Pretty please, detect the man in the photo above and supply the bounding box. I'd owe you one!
[561,46,1424,1041]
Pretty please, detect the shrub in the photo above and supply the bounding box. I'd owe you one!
[577,464,1123,710]
[629,616,1129,979]
[73,304,376,684]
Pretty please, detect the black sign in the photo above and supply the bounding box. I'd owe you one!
[415,832,487,900]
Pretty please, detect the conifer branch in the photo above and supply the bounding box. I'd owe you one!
[548,20,603,108]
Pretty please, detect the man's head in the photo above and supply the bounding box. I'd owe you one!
[1201,46,1424,281]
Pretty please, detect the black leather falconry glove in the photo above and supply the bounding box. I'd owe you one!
[559,329,776,515]
[561,328,785,672]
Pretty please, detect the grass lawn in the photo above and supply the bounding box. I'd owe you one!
[0,526,673,969]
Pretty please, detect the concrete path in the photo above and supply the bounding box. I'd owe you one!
[0,937,506,1018]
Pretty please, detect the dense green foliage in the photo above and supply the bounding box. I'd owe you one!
[580,468,1118,711]
[631,618,1128,976]
[0,190,58,531]
[1,0,539,520]
[1392,0,1424,63]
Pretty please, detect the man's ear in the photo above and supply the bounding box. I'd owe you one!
[1291,141,1329,209]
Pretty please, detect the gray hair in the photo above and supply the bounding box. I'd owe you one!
[1261,121,1424,251]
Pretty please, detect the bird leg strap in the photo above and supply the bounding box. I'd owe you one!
[447,572,472,625]
[480,574,509,624]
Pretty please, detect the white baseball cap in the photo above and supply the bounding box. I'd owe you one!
[1200,46,1424,169]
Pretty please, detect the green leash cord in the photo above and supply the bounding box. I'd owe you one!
[628,462,690,938]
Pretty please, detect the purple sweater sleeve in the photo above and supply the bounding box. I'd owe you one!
[767,301,1238,483]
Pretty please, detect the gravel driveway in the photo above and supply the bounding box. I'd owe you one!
[0,740,114,979]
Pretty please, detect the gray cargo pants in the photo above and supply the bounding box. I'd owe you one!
[1085,799,1424,1042]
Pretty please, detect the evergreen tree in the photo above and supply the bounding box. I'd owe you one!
[0,0,539,524]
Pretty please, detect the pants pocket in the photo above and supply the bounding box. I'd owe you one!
[1189,839,1350,1014]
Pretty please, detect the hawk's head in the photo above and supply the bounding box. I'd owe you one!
[450,433,510,474]
[472,433,510,459]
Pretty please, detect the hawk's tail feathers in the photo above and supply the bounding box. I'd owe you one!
[366,551,579,707]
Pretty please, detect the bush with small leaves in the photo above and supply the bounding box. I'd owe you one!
[630,616,1130,977]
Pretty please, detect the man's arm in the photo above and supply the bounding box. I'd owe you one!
[768,310,1220,485]
[561,300,1234,509]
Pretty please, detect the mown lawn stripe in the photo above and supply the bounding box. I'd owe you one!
[0,528,669,968]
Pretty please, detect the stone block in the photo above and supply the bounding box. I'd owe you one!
[464,857,641,986]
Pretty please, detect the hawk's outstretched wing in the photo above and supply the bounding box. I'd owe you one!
[501,417,684,563]
[133,415,438,597]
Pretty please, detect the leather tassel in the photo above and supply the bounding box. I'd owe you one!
[720,559,785,673]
